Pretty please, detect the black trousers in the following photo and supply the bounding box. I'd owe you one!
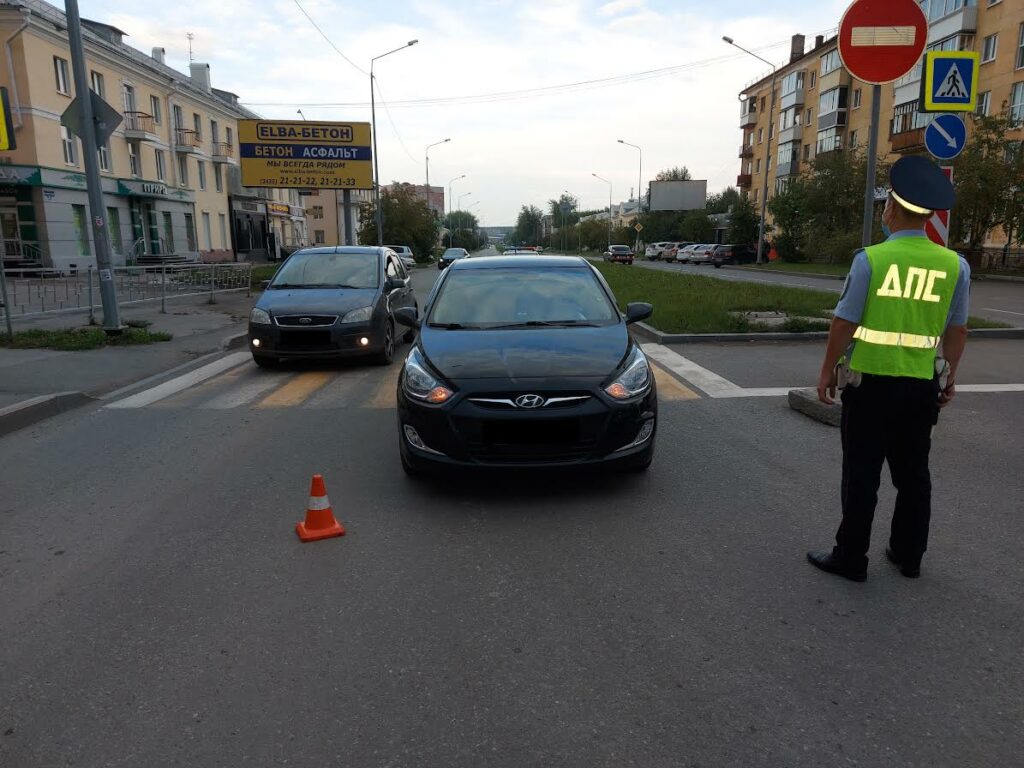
[834,374,941,569]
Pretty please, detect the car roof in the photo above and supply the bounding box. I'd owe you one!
[451,255,589,269]
[293,246,384,256]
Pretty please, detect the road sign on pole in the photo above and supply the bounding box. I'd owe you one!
[925,114,967,161]
[925,167,953,247]
[633,222,643,233]
[838,0,928,85]
[921,51,979,112]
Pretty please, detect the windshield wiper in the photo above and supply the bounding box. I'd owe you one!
[488,320,601,329]
[271,283,370,289]
[427,322,480,330]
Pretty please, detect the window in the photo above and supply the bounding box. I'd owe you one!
[386,257,400,279]
[926,0,979,23]
[202,212,213,251]
[197,161,206,190]
[184,213,197,252]
[803,143,811,161]
[210,119,219,144]
[314,229,326,244]
[225,126,233,148]
[155,149,166,181]
[809,71,816,89]
[150,95,161,124]
[777,142,797,167]
[1018,23,1024,69]
[310,205,324,219]
[768,123,774,139]
[214,163,223,193]
[60,125,77,165]
[90,71,104,97]
[976,91,991,116]
[173,104,184,129]
[177,155,189,187]
[767,155,772,170]
[193,113,202,139]
[123,84,136,113]
[819,87,847,116]
[781,71,805,96]
[219,213,228,249]
[128,142,140,176]
[816,127,843,154]
[760,96,766,112]
[107,207,123,254]
[982,34,998,63]
[54,57,70,94]
[820,50,841,76]
[756,158,761,173]
[849,129,859,147]
[752,189,758,205]
[806,108,813,124]
[852,88,862,109]
[163,212,175,252]
[98,140,111,172]
[1012,82,1024,124]
[758,127,764,143]
[72,205,90,255]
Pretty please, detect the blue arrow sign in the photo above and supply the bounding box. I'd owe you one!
[925,114,966,161]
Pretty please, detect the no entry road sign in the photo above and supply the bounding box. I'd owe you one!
[838,0,928,85]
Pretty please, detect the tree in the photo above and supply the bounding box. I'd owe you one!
[635,210,684,242]
[655,166,693,181]
[358,183,440,260]
[578,219,609,251]
[548,194,579,227]
[726,195,759,245]
[443,210,480,251]
[706,187,742,215]
[512,205,544,245]
[679,210,714,242]
[768,179,810,262]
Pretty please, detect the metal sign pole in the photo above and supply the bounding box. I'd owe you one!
[65,0,121,332]
[0,234,13,340]
[861,83,882,247]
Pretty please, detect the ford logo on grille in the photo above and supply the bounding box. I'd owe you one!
[298,317,313,325]
[514,394,545,409]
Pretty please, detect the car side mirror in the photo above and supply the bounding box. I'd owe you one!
[394,307,419,328]
[625,302,653,325]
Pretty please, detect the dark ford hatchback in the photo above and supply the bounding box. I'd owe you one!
[394,256,657,473]
[248,246,416,367]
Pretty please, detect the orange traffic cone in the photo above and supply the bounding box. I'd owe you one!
[295,474,346,542]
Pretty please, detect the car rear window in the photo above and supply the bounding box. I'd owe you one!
[429,268,618,327]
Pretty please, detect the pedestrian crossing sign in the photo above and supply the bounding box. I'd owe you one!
[921,51,979,112]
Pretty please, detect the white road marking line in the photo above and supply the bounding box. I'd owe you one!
[982,307,1024,317]
[716,387,795,398]
[200,368,285,409]
[106,352,252,409]
[957,384,1024,393]
[641,344,744,398]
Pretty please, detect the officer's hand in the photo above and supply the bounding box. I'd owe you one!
[817,368,838,405]
[938,382,956,408]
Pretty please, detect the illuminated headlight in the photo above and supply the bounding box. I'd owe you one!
[605,345,651,400]
[251,338,261,348]
[403,347,453,404]
[250,307,272,324]
[359,337,370,347]
[341,306,373,324]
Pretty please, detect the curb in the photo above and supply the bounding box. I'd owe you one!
[0,391,96,437]
[967,327,1024,339]
[788,388,841,427]
[972,273,1024,284]
[222,331,248,350]
[636,322,829,343]
[726,265,847,281]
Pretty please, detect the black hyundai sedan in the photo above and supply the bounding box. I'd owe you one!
[394,255,656,473]
[248,246,416,367]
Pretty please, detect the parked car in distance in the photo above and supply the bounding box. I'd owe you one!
[674,244,699,263]
[603,245,634,264]
[710,244,758,267]
[645,242,672,260]
[685,244,716,264]
[438,247,470,269]
[394,255,657,474]
[666,242,694,261]
[386,245,417,270]
[248,246,417,368]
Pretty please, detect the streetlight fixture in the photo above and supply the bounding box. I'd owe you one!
[617,139,642,253]
[371,39,419,246]
[723,35,775,264]
[592,173,612,249]
[296,109,307,121]
[447,174,466,247]
[425,137,450,216]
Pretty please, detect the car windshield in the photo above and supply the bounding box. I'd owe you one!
[429,267,618,328]
[443,249,466,258]
[270,251,379,289]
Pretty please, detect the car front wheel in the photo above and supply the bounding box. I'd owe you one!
[375,321,395,366]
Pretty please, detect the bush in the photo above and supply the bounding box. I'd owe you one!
[774,232,806,263]
[813,231,863,265]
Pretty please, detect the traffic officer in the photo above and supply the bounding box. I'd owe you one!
[808,155,970,582]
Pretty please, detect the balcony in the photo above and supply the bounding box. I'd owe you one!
[740,107,757,129]
[174,128,201,153]
[780,87,805,111]
[928,6,977,45]
[776,158,801,178]
[739,144,754,159]
[212,142,234,163]
[123,111,159,142]
[891,127,926,153]
[779,124,803,146]
[736,173,752,188]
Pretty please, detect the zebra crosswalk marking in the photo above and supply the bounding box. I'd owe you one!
[651,363,701,401]
[255,371,333,408]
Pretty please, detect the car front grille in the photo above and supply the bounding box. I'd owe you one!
[275,314,338,327]
[278,330,334,350]
[467,392,591,410]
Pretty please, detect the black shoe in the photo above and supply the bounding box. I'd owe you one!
[806,551,867,582]
[885,546,921,578]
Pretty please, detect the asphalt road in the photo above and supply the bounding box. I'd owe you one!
[2,262,1022,767]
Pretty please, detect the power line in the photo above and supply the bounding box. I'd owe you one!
[291,0,368,77]
[373,77,418,164]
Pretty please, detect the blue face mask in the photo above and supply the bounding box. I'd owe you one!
[881,221,892,238]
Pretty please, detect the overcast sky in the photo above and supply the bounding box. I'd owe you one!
[87,0,850,225]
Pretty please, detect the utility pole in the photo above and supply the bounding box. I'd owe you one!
[66,0,121,332]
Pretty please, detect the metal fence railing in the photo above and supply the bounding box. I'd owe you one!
[0,263,252,324]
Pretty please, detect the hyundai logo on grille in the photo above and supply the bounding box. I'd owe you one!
[298,317,313,325]
[514,394,545,409]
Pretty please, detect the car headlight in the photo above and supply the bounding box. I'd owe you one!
[341,306,373,324]
[403,347,453,404]
[250,307,272,325]
[605,345,651,400]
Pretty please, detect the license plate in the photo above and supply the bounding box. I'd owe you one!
[482,419,579,445]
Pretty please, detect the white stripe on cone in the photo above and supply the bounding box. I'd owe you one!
[307,495,332,511]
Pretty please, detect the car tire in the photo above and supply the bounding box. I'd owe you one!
[713,263,722,268]
[375,320,395,366]
[400,445,422,477]
[252,354,282,369]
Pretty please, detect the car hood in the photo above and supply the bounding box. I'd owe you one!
[421,324,629,381]
[257,288,379,316]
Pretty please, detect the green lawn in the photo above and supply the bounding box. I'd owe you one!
[250,264,279,288]
[1,326,173,351]
[740,262,851,276]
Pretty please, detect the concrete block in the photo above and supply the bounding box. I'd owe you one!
[788,387,841,427]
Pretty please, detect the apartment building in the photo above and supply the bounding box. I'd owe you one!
[0,0,305,272]
[738,1,1023,250]
[301,188,373,247]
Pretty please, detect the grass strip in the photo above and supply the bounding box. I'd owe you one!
[0,327,173,351]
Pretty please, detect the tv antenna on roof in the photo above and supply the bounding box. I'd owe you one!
[187,32,195,63]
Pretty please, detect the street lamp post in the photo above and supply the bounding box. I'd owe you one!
[592,173,612,249]
[425,137,450,216]
[371,39,418,247]
[617,139,642,254]
[723,35,775,265]
[447,174,466,248]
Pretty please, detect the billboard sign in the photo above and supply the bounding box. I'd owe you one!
[238,120,372,190]
[648,180,707,212]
